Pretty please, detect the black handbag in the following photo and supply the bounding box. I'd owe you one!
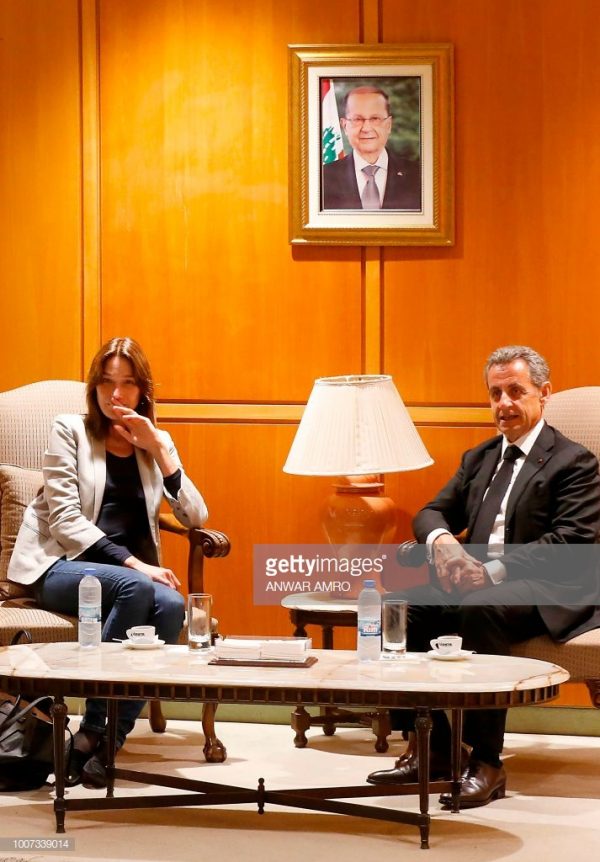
[0,693,57,791]
[0,631,72,791]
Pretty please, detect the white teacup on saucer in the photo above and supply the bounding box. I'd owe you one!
[430,635,462,656]
[126,625,157,645]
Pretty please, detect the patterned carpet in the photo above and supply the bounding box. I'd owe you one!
[1,719,599,861]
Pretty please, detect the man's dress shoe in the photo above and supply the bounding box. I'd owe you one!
[439,760,506,809]
[367,747,465,785]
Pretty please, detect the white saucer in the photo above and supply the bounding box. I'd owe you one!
[426,649,473,662]
[123,638,165,650]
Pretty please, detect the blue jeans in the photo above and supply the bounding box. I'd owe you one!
[36,559,185,747]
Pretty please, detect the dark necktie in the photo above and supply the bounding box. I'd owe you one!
[361,165,381,209]
[469,444,522,545]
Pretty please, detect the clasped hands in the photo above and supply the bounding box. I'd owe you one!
[432,534,491,595]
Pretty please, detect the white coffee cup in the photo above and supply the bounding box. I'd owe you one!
[126,625,156,644]
[430,635,462,656]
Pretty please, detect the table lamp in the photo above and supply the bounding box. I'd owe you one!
[283,375,433,576]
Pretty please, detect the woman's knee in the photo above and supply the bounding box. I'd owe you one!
[156,588,185,622]
[115,571,155,609]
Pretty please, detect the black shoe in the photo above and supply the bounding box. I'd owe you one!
[81,752,108,789]
[65,729,102,787]
[367,747,467,785]
[65,748,90,787]
[439,760,506,809]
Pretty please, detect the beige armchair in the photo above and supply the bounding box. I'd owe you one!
[0,380,230,760]
[510,386,600,705]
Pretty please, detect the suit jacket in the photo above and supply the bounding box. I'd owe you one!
[321,150,421,211]
[413,423,600,640]
[8,414,208,586]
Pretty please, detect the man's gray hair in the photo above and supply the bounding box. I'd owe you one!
[484,345,550,388]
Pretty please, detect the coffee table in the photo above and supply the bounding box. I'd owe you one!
[0,642,568,849]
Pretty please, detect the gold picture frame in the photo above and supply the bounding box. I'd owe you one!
[289,43,454,246]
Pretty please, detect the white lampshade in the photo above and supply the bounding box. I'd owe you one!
[283,374,433,476]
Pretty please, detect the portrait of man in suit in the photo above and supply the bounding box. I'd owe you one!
[321,83,422,212]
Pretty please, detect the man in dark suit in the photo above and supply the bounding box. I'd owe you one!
[367,345,600,808]
[322,86,421,211]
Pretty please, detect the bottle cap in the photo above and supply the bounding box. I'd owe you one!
[363,579,376,588]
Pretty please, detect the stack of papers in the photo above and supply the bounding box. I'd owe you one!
[214,636,312,662]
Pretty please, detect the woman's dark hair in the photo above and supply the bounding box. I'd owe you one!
[85,337,155,439]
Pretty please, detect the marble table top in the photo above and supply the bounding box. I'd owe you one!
[0,642,569,696]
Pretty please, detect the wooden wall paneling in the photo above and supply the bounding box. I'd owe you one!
[160,422,495,642]
[98,0,363,404]
[381,0,600,401]
[384,423,495,538]
[160,421,337,638]
[0,0,83,390]
[80,0,102,370]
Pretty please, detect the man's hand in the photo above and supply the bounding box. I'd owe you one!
[449,559,491,594]
[432,535,491,594]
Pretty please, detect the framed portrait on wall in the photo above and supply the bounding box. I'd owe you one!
[288,44,454,246]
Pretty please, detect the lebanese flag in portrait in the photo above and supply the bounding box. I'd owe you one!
[321,79,345,164]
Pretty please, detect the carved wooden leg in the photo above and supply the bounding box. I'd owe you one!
[291,705,311,748]
[50,698,68,834]
[322,706,337,736]
[321,625,334,650]
[149,700,167,733]
[450,708,464,813]
[105,699,118,799]
[415,708,432,850]
[371,709,391,753]
[585,678,600,707]
[202,702,227,762]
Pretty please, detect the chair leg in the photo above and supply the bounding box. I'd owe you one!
[149,700,167,734]
[202,702,227,763]
[371,709,392,753]
[291,706,311,748]
[585,678,600,707]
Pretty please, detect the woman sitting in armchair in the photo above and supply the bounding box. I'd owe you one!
[8,336,208,788]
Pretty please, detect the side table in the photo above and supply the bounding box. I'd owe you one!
[281,592,391,751]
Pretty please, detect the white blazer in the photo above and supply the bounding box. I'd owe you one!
[8,414,208,586]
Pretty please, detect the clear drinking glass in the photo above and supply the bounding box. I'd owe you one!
[381,598,407,659]
[187,593,213,651]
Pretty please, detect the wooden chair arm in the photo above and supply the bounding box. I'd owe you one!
[396,540,426,567]
[158,512,189,536]
[158,513,231,594]
[188,527,231,558]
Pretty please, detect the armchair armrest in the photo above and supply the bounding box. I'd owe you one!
[396,540,426,567]
[158,513,231,594]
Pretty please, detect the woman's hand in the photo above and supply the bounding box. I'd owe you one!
[111,405,178,477]
[111,405,161,453]
[125,556,181,590]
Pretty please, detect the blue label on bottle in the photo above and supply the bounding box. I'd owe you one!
[358,621,381,637]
